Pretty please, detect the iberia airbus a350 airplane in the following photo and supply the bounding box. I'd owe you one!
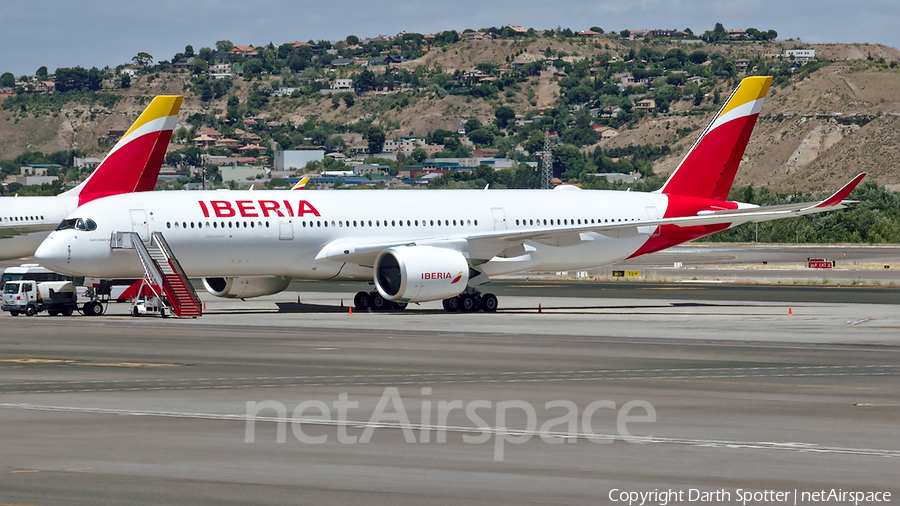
[35,77,865,312]
[0,95,183,260]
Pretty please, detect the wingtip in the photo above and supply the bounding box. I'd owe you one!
[816,173,866,208]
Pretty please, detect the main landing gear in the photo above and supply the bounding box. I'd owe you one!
[354,291,408,312]
[442,288,498,313]
[352,288,498,313]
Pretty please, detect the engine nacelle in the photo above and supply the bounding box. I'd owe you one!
[202,276,292,299]
[374,246,469,303]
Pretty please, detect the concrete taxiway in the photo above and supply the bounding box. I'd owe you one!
[1,281,899,505]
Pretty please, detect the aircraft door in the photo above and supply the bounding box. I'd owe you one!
[130,209,149,241]
[491,207,507,231]
[278,216,293,240]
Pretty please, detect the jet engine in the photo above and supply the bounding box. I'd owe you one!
[202,276,292,299]
[373,246,469,303]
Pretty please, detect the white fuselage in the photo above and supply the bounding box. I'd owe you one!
[0,196,78,260]
[35,188,672,280]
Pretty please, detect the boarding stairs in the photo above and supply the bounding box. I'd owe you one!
[112,231,202,318]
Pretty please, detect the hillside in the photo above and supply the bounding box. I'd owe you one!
[3,37,900,192]
[614,60,900,191]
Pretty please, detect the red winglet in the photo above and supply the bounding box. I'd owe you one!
[815,173,866,208]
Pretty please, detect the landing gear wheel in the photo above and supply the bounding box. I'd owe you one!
[460,294,479,312]
[25,305,36,317]
[83,301,103,316]
[48,310,59,317]
[354,291,370,310]
[62,308,74,316]
[481,293,498,312]
[370,292,389,311]
[392,302,408,311]
[442,297,460,313]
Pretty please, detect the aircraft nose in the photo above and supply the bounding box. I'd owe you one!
[34,234,70,273]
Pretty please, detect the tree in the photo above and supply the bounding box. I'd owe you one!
[468,128,494,146]
[244,59,263,77]
[428,129,456,145]
[133,52,153,68]
[36,66,48,78]
[464,118,483,133]
[190,58,209,75]
[54,67,103,92]
[689,50,708,64]
[0,72,14,87]
[289,53,310,72]
[553,144,590,180]
[494,105,515,129]
[590,26,604,34]
[216,40,234,52]
[366,125,386,155]
[198,47,213,61]
[346,35,360,45]
[354,69,376,91]
[184,45,195,58]
[120,73,131,88]
[409,147,427,164]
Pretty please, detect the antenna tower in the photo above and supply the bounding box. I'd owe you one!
[541,130,553,189]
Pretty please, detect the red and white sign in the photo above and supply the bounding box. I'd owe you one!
[808,259,834,269]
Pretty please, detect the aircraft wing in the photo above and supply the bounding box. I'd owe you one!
[0,224,56,239]
[315,174,865,266]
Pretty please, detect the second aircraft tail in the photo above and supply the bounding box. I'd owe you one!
[64,95,183,206]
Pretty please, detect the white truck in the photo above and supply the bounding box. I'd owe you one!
[2,280,78,317]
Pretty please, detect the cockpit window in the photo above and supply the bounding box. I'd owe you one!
[55,218,97,232]
[56,219,78,231]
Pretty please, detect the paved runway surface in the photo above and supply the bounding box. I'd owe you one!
[1,283,899,505]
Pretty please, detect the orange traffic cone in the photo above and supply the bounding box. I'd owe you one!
[348,306,353,316]
[788,306,793,316]
[202,301,207,311]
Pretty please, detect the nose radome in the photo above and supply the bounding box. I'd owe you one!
[34,234,67,272]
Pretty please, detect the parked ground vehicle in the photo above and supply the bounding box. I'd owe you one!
[2,280,78,316]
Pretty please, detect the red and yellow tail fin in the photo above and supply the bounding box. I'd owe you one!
[65,95,183,206]
[659,76,772,200]
[290,176,311,190]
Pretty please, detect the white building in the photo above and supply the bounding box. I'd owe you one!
[274,150,326,171]
[785,49,816,62]
[383,137,426,155]
[333,79,354,91]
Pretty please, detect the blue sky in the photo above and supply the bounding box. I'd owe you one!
[1,0,896,76]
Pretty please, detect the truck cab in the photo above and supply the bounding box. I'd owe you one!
[2,280,77,316]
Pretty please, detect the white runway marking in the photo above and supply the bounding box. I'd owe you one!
[2,402,899,459]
